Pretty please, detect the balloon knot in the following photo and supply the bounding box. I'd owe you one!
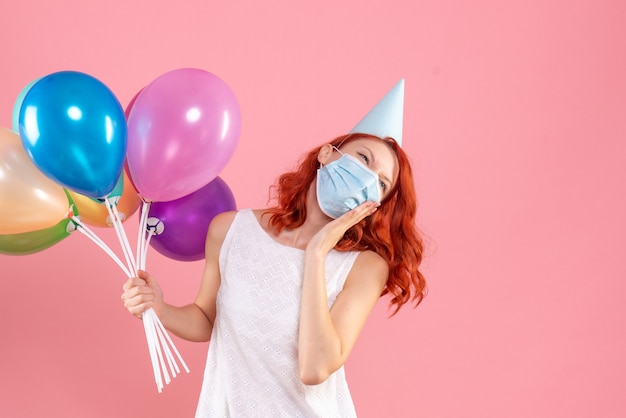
[66,204,75,219]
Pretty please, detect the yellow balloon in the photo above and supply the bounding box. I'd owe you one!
[0,127,71,234]
[68,170,141,228]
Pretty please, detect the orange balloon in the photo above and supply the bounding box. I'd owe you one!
[0,127,71,234]
[68,170,141,228]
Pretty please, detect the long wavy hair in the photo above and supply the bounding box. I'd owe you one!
[264,133,427,314]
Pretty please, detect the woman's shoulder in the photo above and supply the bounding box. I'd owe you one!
[206,210,241,241]
[211,209,238,224]
[209,209,267,236]
[345,250,389,289]
[354,250,388,272]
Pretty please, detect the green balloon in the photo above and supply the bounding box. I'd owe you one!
[63,188,79,217]
[0,218,76,255]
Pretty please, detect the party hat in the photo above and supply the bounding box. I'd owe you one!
[350,79,405,146]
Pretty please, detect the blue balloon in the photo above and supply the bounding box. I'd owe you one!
[18,71,127,199]
[80,168,126,205]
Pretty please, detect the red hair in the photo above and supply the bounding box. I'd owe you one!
[265,133,427,314]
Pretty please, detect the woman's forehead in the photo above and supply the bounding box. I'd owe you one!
[342,138,399,182]
[342,137,390,151]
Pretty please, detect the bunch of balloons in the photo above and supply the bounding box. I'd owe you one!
[0,68,241,391]
[1,68,239,261]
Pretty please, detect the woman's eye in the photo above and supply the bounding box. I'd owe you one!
[379,180,387,192]
[358,153,369,164]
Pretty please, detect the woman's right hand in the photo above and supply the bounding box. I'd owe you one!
[121,270,164,319]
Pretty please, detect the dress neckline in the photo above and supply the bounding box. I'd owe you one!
[244,209,306,253]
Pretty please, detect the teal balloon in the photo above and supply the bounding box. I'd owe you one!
[18,71,127,199]
[110,171,125,198]
[12,77,41,132]
[87,170,125,204]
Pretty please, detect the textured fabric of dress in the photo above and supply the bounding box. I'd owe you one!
[195,209,360,417]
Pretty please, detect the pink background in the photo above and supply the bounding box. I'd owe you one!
[1,1,625,417]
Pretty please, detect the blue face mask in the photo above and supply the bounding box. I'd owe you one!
[316,150,382,219]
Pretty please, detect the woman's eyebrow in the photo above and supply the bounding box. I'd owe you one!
[361,145,392,187]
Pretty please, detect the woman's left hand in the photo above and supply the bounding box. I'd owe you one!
[299,200,384,384]
[306,200,379,256]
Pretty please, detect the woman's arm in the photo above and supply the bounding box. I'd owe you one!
[121,211,236,342]
[298,201,387,385]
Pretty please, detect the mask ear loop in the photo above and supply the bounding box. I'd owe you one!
[332,146,345,155]
[335,134,353,151]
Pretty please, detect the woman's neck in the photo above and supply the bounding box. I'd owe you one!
[262,184,331,250]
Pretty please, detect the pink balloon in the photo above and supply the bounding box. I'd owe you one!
[126,68,241,202]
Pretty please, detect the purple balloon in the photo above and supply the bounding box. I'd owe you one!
[146,177,236,262]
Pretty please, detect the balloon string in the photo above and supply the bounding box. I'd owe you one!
[72,216,132,278]
[78,198,188,392]
[154,308,190,373]
[138,201,152,270]
[147,310,171,386]
[136,201,150,271]
[139,201,147,268]
[110,198,137,271]
[104,205,133,274]
[154,319,178,378]
[143,201,152,269]
[104,197,136,274]
[106,196,136,274]
[141,229,155,270]
[143,309,163,392]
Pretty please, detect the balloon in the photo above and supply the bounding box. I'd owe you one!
[0,127,72,234]
[121,88,145,194]
[0,218,75,255]
[146,176,236,261]
[67,169,141,228]
[12,77,41,132]
[124,87,143,119]
[126,68,241,202]
[18,70,128,199]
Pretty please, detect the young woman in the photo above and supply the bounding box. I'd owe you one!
[121,133,426,417]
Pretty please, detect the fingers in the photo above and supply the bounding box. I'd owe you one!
[122,276,147,292]
[308,201,380,254]
[121,274,155,318]
[340,201,379,226]
[356,200,380,217]
[121,287,154,318]
[121,281,152,297]
[125,300,153,319]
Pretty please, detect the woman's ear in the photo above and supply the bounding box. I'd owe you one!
[317,144,334,165]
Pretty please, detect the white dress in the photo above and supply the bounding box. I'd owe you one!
[195,209,359,417]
